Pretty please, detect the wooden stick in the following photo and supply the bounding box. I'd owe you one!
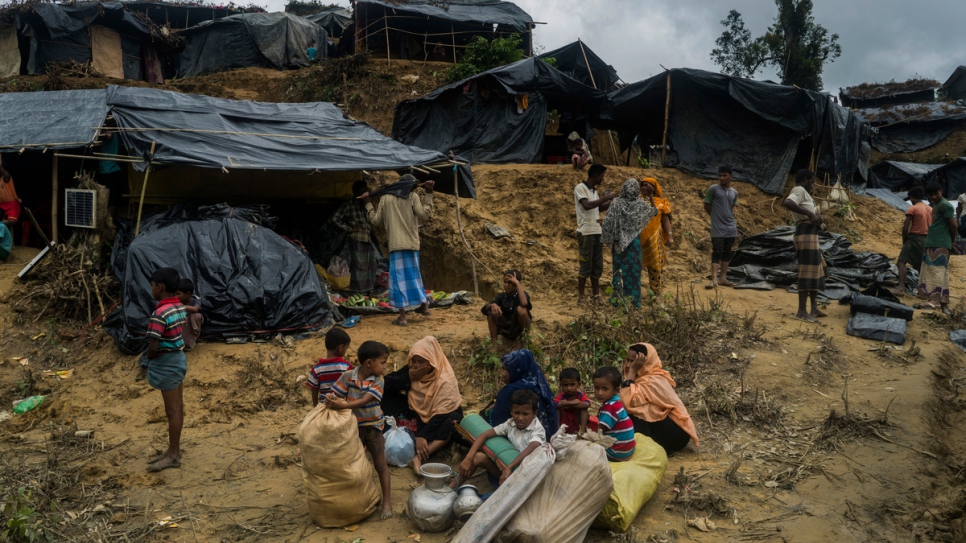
[451,23,457,63]
[661,70,671,166]
[51,156,59,243]
[134,142,155,237]
[453,166,479,296]
[22,206,51,248]
[607,131,620,165]
[577,39,598,90]
[384,16,391,67]
[53,153,147,164]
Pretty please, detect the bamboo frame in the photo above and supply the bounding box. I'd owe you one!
[661,70,672,166]
[134,142,156,237]
[51,156,58,243]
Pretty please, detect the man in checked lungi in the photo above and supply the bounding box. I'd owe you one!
[783,169,828,324]
[362,174,434,326]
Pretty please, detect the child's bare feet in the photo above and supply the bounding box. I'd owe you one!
[380,504,394,520]
[810,308,828,318]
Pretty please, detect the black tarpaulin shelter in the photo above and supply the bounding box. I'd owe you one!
[0,89,109,150]
[538,40,620,91]
[868,161,942,190]
[604,68,870,195]
[306,7,351,40]
[353,0,532,60]
[854,102,966,154]
[106,85,475,196]
[124,2,253,29]
[392,57,608,164]
[943,66,966,101]
[840,85,936,109]
[173,12,326,78]
[930,157,966,198]
[103,204,342,354]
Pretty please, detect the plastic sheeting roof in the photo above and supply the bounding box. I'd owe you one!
[106,86,475,196]
[358,0,532,31]
[868,161,942,190]
[539,40,620,91]
[0,89,109,150]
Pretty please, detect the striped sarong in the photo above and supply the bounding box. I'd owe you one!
[388,250,427,310]
[794,222,826,292]
[918,247,950,305]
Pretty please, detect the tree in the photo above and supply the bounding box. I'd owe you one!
[445,34,524,83]
[710,0,842,91]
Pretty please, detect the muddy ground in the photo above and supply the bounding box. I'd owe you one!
[2,163,965,543]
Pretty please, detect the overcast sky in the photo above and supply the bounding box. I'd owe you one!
[259,0,966,95]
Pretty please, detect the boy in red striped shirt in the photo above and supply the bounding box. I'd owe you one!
[306,328,352,406]
[593,366,636,461]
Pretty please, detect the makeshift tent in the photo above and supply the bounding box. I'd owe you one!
[105,85,474,196]
[930,157,966,198]
[13,1,171,80]
[604,68,870,194]
[174,12,326,78]
[393,57,609,164]
[853,102,966,154]
[353,0,533,60]
[124,2,253,29]
[0,21,19,77]
[0,89,109,151]
[868,161,942,190]
[942,66,966,101]
[538,40,620,91]
[103,204,342,354]
[865,189,914,211]
[306,8,351,40]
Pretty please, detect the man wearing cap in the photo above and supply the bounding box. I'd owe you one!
[894,186,931,296]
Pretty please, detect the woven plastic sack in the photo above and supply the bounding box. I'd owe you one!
[298,405,380,527]
[384,416,415,467]
[498,440,613,543]
[593,434,667,531]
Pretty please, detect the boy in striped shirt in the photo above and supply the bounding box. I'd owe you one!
[306,328,352,406]
[325,340,393,519]
[593,366,636,461]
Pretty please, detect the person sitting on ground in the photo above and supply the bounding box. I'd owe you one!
[917,182,959,312]
[141,267,188,473]
[0,160,21,229]
[325,340,394,520]
[331,180,378,293]
[567,131,593,170]
[481,270,532,350]
[175,278,204,351]
[783,169,827,323]
[619,343,698,455]
[406,336,464,473]
[305,328,352,406]
[0,222,11,262]
[554,367,590,434]
[701,165,738,289]
[602,178,657,308]
[894,186,931,296]
[363,174,434,326]
[488,349,559,440]
[575,164,618,304]
[593,366,636,462]
[456,389,545,488]
[639,177,673,296]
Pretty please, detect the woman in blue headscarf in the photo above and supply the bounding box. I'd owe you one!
[488,349,559,439]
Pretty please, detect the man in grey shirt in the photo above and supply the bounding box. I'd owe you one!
[701,164,738,289]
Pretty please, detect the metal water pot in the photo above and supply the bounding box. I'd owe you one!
[452,484,483,522]
[407,463,457,532]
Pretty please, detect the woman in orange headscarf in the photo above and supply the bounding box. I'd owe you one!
[639,178,673,295]
[619,343,698,454]
[407,336,464,472]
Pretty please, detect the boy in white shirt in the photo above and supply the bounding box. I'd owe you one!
[455,390,545,487]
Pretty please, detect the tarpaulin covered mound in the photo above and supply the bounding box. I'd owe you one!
[104,204,340,354]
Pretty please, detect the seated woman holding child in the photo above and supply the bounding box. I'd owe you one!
[488,350,558,440]
[619,343,699,454]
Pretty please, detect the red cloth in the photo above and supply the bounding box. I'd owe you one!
[0,201,20,221]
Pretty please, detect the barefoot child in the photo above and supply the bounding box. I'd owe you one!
[141,267,188,473]
[593,367,636,461]
[701,165,738,289]
[175,278,204,351]
[554,367,590,434]
[482,270,532,349]
[456,389,545,487]
[305,328,352,406]
[325,340,393,519]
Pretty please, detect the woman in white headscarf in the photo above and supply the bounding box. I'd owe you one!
[602,179,657,308]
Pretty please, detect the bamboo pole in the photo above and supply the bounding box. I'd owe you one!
[134,142,155,237]
[384,16,391,67]
[661,70,671,166]
[451,23,457,63]
[577,39,598,90]
[453,165,478,296]
[51,156,58,243]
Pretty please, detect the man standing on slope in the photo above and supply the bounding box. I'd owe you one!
[575,163,617,304]
[363,174,434,326]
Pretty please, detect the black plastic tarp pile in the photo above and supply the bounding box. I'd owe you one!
[726,226,909,300]
[854,102,966,154]
[0,89,109,150]
[358,0,532,32]
[393,57,608,164]
[306,8,351,39]
[538,40,620,91]
[868,161,942,190]
[174,12,327,77]
[104,204,341,354]
[106,85,475,197]
[603,68,869,195]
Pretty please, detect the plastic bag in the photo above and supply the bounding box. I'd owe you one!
[298,405,381,527]
[498,440,613,543]
[384,416,415,467]
[846,313,906,344]
[594,434,667,532]
[328,255,350,278]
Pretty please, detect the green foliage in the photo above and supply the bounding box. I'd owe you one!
[2,487,55,542]
[710,0,842,91]
[446,34,525,83]
[284,0,342,16]
[637,155,650,168]
[540,56,557,67]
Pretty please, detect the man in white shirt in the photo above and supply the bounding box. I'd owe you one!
[574,164,618,304]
